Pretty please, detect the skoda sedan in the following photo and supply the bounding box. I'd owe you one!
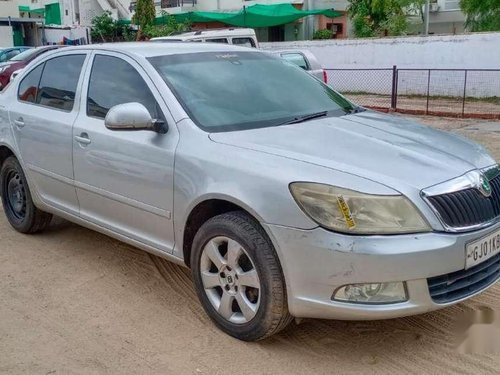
[0,43,498,341]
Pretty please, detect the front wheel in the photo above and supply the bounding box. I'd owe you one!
[0,156,52,233]
[191,211,292,341]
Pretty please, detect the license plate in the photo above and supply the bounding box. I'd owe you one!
[466,228,500,269]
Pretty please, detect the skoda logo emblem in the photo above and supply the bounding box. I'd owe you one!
[478,174,492,198]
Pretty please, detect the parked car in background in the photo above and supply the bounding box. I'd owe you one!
[1,43,499,342]
[151,28,259,48]
[0,47,31,63]
[270,49,327,83]
[0,46,63,90]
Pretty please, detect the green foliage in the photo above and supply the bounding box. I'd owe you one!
[460,0,500,32]
[91,11,118,42]
[90,11,137,42]
[347,0,425,37]
[132,0,156,31]
[313,29,334,39]
[143,14,191,38]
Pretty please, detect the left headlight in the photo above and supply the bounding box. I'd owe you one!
[289,182,430,234]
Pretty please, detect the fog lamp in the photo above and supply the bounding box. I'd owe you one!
[333,282,407,304]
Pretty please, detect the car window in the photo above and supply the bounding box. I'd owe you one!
[0,49,19,62]
[205,38,229,44]
[9,48,40,62]
[37,55,86,111]
[18,64,44,103]
[87,55,159,119]
[281,53,309,70]
[232,38,256,48]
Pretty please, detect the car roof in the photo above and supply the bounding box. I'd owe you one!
[152,28,256,41]
[59,42,256,58]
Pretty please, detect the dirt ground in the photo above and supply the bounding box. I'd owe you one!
[345,94,500,118]
[1,115,500,375]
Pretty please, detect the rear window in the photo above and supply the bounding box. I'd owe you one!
[205,38,229,44]
[232,38,256,48]
[18,64,43,103]
[281,53,309,70]
[37,55,86,111]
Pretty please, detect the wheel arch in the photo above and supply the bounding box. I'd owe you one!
[0,144,16,169]
[181,196,267,268]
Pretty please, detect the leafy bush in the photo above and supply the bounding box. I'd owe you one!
[90,11,137,42]
[313,29,334,40]
[143,14,191,38]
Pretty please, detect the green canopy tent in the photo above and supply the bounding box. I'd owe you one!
[119,3,342,27]
[157,4,342,27]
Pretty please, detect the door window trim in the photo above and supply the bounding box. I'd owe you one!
[82,51,173,124]
[15,50,91,114]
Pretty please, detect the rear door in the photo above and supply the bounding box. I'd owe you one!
[9,51,89,214]
[72,52,178,253]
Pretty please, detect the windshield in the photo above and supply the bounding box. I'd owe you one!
[148,51,355,132]
[10,48,39,62]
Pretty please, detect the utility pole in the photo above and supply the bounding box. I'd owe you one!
[423,0,430,35]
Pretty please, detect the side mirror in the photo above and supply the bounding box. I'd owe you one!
[104,102,167,134]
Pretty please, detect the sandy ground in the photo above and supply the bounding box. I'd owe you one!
[1,116,500,375]
[344,94,500,118]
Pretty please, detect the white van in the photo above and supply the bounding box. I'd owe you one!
[150,28,259,48]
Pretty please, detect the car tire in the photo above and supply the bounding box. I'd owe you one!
[191,211,292,341]
[0,156,52,233]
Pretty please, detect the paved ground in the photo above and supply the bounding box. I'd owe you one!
[1,115,500,375]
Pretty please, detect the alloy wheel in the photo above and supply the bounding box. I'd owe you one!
[199,236,261,324]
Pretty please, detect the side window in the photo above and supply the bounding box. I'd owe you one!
[37,55,86,111]
[18,64,44,103]
[281,53,309,70]
[232,38,256,48]
[87,55,160,119]
[1,50,20,62]
[205,38,229,44]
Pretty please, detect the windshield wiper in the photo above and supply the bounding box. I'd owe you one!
[277,111,328,126]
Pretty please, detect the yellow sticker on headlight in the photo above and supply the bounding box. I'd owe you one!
[336,195,356,229]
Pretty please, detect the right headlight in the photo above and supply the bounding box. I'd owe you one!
[290,182,430,234]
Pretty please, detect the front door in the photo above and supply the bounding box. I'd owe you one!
[9,53,88,214]
[72,52,178,253]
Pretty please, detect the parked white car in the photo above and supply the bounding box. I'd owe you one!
[150,28,259,48]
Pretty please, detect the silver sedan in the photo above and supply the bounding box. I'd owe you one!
[0,43,499,341]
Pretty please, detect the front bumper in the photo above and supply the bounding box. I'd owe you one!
[263,222,500,320]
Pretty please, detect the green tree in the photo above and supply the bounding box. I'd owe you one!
[347,0,426,37]
[90,12,137,42]
[91,11,118,42]
[133,0,156,39]
[460,0,500,32]
[143,13,191,38]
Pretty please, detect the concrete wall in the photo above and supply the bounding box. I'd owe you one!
[43,26,89,44]
[261,33,500,97]
[261,33,500,69]
[0,26,13,47]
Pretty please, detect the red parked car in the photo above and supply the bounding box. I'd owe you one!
[0,46,64,90]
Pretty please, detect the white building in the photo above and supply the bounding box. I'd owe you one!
[427,0,465,35]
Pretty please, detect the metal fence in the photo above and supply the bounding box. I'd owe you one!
[325,67,500,119]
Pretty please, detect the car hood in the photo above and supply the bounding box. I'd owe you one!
[209,111,495,191]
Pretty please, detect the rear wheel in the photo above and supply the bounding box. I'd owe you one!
[191,211,292,341]
[0,156,52,233]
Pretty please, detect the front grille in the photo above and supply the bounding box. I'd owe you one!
[428,253,500,304]
[427,174,500,228]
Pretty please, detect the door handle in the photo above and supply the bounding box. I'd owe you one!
[74,133,91,145]
[14,118,25,129]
